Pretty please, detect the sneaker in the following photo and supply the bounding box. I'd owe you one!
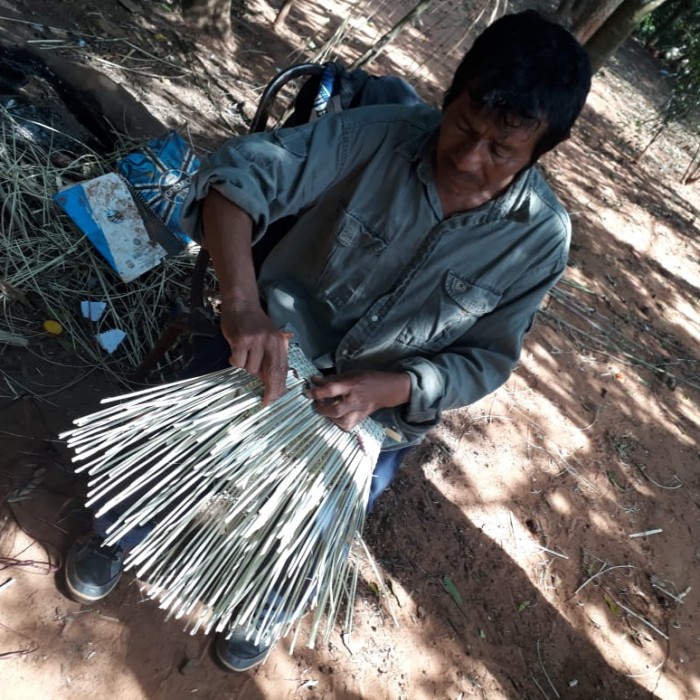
[214,629,273,672]
[64,536,124,604]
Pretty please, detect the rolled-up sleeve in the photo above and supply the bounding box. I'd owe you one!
[386,257,567,444]
[181,109,395,244]
[182,123,331,244]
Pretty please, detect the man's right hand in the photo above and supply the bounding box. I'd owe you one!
[220,301,290,406]
[201,189,290,406]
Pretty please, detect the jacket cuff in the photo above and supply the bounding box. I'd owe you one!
[393,357,445,424]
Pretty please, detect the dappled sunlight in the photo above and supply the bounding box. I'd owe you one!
[416,299,699,696]
[254,0,499,106]
[1,1,699,698]
[524,335,699,456]
[586,507,620,533]
[0,529,141,700]
[546,488,574,517]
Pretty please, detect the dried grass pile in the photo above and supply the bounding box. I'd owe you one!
[61,345,385,649]
[0,104,200,380]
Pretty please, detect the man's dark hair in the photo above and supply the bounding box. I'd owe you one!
[443,10,591,161]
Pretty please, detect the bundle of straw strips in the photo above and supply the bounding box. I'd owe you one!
[61,344,384,649]
[0,106,205,380]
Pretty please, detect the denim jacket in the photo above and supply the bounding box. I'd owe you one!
[182,104,570,446]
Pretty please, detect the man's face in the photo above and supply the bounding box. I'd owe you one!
[435,91,548,215]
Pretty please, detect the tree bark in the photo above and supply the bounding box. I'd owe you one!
[682,143,700,184]
[181,0,232,39]
[571,0,624,43]
[273,0,297,30]
[351,0,433,70]
[556,0,595,27]
[585,0,670,72]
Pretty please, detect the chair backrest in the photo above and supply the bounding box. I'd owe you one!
[190,62,422,309]
[275,61,423,130]
[249,62,326,133]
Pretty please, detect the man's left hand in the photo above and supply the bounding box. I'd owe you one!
[307,371,411,431]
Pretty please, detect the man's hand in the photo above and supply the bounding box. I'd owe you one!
[307,370,411,431]
[220,300,290,406]
[201,189,290,406]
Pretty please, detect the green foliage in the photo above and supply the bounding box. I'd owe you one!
[639,0,700,130]
[638,13,656,37]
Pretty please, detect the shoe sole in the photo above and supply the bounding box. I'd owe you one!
[63,547,121,605]
[64,570,117,604]
[214,635,272,672]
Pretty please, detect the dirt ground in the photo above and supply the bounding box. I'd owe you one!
[1,1,699,699]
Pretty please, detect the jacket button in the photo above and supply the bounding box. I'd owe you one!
[370,314,378,322]
[455,281,466,291]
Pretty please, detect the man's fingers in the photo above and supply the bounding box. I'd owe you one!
[262,367,287,405]
[229,345,248,370]
[337,415,360,431]
[313,395,346,418]
[244,346,264,376]
[328,411,362,432]
[260,343,288,406]
[308,377,347,401]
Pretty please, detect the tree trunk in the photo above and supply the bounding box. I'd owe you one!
[351,0,433,70]
[181,0,232,39]
[273,0,297,30]
[571,0,624,43]
[585,0,670,72]
[682,142,700,184]
[556,0,596,27]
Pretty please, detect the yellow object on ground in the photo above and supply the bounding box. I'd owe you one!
[43,319,63,335]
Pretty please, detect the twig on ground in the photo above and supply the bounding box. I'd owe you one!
[635,465,683,490]
[530,543,568,560]
[0,13,118,39]
[572,564,636,597]
[541,306,700,393]
[0,554,56,576]
[650,575,690,606]
[629,528,663,538]
[612,596,669,641]
[507,404,599,493]
[86,54,186,79]
[624,660,665,678]
[536,639,560,699]
[0,619,39,659]
[531,675,550,700]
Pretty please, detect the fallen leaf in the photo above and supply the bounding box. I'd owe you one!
[443,575,462,606]
[604,594,620,616]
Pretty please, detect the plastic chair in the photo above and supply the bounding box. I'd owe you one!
[132,63,325,380]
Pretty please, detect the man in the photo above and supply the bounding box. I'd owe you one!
[64,10,591,672]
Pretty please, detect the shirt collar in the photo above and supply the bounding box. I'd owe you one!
[396,117,534,224]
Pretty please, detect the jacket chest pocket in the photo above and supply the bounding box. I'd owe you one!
[397,272,501,352]
[317,207,387,309]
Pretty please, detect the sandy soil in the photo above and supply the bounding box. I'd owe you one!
[1,1,699,699]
